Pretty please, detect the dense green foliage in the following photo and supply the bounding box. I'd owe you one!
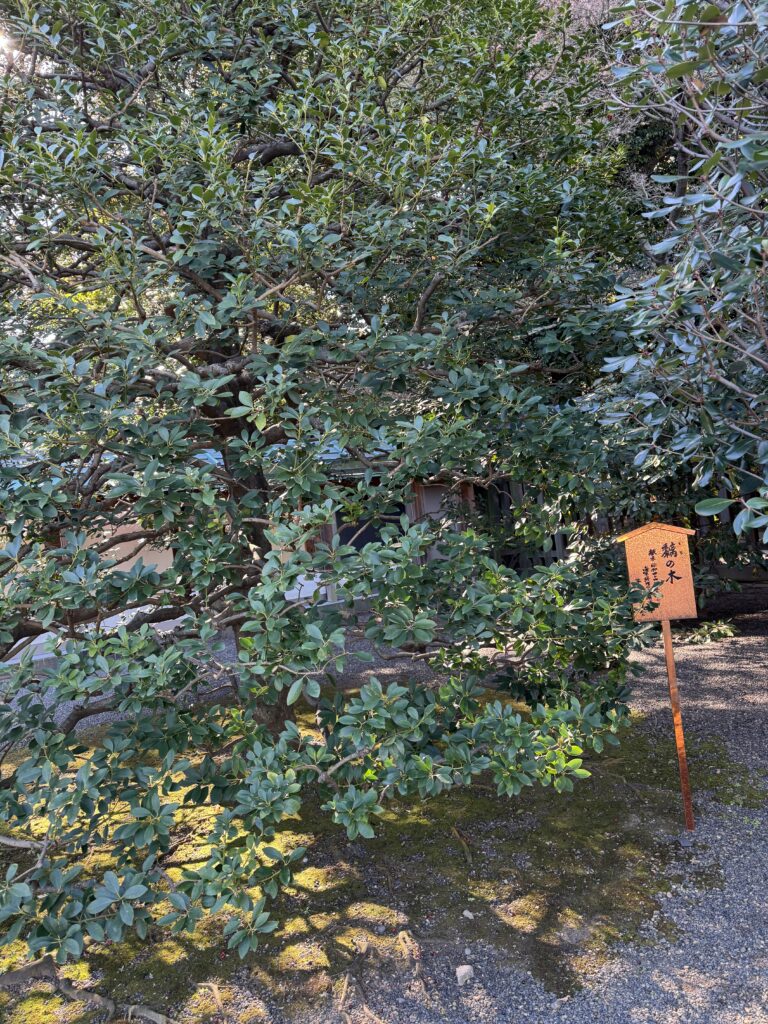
[0,0,647,963]
[604,0,768,535]
[0,0,736,968]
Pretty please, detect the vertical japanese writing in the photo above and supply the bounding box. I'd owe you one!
[648,548,660,583]
[659,539,683,585]
[621,525,696,622]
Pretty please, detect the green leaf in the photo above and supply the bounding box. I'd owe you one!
[694,498,735,516]
[122,884,148,900]
[711,251,741,273]
[665,60,700,79]
[286,678,304,706]
[86,897,113,914]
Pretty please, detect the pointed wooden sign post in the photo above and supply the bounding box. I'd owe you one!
[617,523,697,832]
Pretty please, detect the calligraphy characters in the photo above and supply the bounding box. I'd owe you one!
[646,548,660,584]
[661,541,683,585]
[639,547,662,601]
[643,543,682,588]
[618,524,697,622]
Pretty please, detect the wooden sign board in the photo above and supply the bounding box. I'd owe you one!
[617,523,697,622]
[618,521,697,830]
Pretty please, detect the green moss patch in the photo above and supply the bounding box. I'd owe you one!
[1,715,764,1018]
[0,988,99,1024]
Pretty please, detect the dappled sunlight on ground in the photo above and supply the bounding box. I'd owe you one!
[0,705,763,1022]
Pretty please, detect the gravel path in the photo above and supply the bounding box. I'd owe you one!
[573,630,768,1024]
[291,621,768,1024]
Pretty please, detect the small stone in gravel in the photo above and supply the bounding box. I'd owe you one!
[462,909,475,920]
[456,965,475,987]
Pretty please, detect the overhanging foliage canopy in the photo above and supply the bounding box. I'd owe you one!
[0,0,644,963]
[604,0,768,534]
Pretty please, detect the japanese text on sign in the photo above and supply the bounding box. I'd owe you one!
[618,525,697,622]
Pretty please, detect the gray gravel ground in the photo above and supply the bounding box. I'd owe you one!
[284,624,768,1024]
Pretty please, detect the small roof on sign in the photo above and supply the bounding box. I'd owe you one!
[616,522,696,543]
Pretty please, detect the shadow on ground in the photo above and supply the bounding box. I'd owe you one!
[0,707,762,1024]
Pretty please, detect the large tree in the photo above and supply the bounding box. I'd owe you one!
[603,0,768,537]
[0,0,643,968]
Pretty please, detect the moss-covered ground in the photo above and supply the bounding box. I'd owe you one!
[0,711,764,1023]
